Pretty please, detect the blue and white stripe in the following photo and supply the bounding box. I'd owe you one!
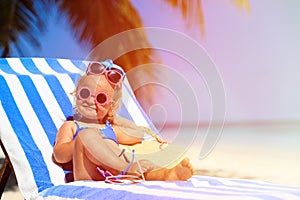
[0,57,155,199]
[39,176,300,200]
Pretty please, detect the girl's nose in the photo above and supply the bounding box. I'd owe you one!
[86,95,95,104]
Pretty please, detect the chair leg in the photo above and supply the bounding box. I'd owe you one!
[0,157,12,198]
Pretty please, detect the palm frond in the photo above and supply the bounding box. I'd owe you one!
[0,0,50,57]
[163,0,205,37]
[232,0,251,12]
[55,0,158,69]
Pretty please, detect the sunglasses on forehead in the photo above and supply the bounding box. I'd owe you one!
[77,87,109,106]
[87,59,125,85]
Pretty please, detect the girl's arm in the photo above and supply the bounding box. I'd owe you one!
[53,121,77,164]
[113,116,167,145]
[112,116,145,145]
[113,125,145,145]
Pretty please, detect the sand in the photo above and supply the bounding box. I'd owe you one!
[188,124,300,186]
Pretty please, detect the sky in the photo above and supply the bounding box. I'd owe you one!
[133,0,300,123]
[10,0,300,124]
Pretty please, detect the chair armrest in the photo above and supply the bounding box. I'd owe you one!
[0,139,14,198]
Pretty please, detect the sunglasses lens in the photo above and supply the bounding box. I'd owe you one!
[107,70,122,84]
[89,63,106,74]
[79,88,90,99]
[96,93,107,104]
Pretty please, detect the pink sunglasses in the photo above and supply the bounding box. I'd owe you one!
[77,87,109,106]
[87,60,125,86]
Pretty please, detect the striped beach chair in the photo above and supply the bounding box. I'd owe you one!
[1,58,300,199]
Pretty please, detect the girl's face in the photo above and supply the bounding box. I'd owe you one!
[75,75,115,121]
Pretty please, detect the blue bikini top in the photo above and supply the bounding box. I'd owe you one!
[72,120,118,144]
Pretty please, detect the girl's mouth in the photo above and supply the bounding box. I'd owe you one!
[83,105,96,110]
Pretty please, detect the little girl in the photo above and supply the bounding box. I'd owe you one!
[52,59,194,181]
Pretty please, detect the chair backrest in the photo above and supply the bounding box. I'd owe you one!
[0,58,157,199]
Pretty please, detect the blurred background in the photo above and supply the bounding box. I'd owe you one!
[1,1,300,198]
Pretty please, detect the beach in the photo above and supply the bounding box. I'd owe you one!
[189,123,300,186]
[1,123,300,199]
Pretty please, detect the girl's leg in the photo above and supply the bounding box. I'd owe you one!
[73,128,130,180]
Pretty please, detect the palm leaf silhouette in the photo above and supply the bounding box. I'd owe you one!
[164,0,205,37]
[0,0,49,57]
[55,0,156,70]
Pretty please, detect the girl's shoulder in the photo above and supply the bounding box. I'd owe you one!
[55,120,77,141]
[59,120,77,131]
[63,120,77,126]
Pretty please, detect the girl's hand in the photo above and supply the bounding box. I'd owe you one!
[154,135,168,149]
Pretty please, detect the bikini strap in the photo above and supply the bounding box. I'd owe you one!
[72,120,87,140]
